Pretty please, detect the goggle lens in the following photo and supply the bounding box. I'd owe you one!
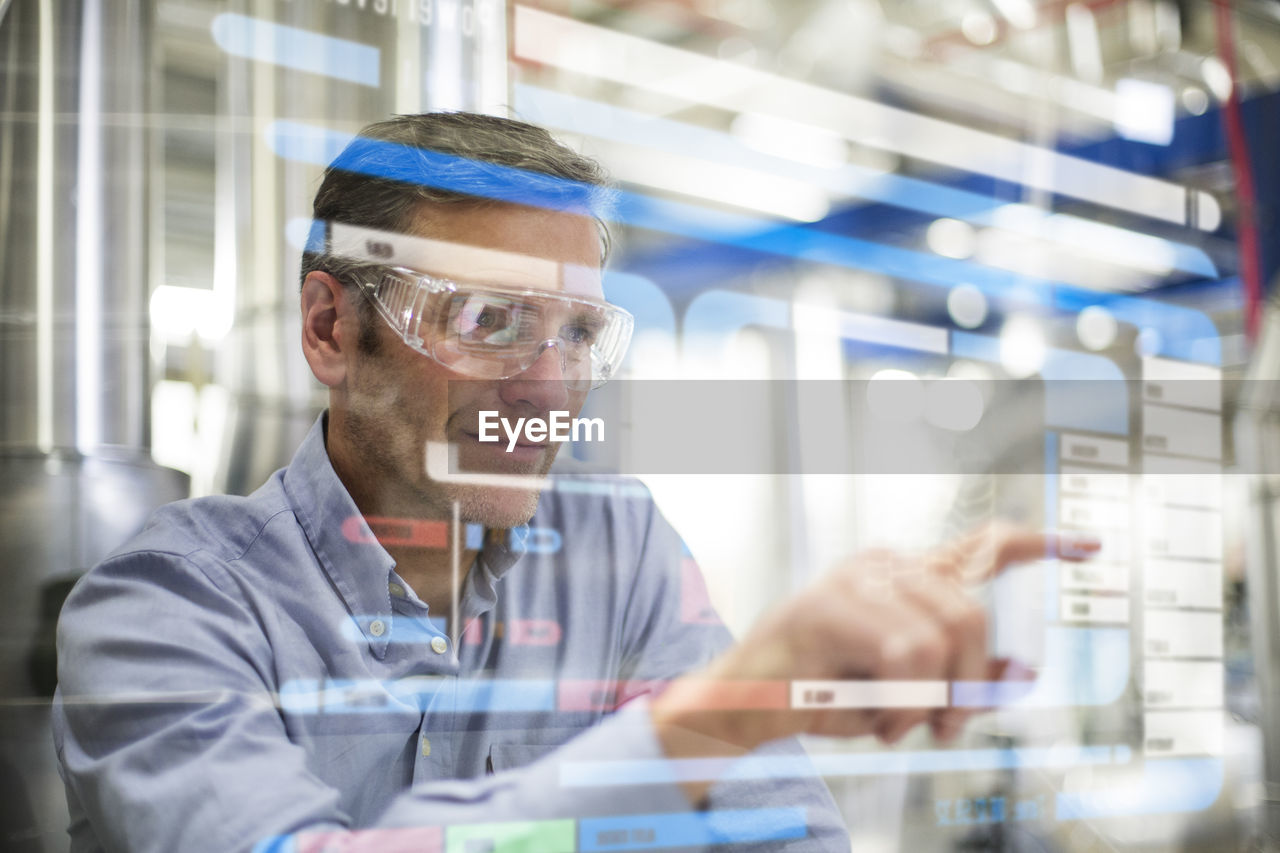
[361,268,632,389]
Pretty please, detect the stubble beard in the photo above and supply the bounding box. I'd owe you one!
[345,404,558,529]
[442,442,561,528]
[342,350,563,529]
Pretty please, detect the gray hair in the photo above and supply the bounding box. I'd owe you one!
[300,112,616,304]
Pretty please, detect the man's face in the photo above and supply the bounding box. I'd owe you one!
[339,202,604,527]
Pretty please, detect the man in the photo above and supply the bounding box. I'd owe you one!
[53,113,1094,852]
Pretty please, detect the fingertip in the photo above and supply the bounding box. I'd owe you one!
[1054,530,1101,559]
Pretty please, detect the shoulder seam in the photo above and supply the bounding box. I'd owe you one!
[228,507,297,562]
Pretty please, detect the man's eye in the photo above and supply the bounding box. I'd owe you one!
[560,324,598,345]
[457,300,517,339]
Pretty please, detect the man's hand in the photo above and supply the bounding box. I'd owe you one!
[649,523,1100,803]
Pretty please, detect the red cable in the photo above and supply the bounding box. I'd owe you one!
[1215,0,1263,341]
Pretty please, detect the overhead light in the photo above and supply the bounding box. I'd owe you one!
[1181,86,1209,116]
[730,112,847,170]
[517,85,1217,278]
[1115,78,1175,145]
[1077,306,1118,351]
[150,286,233,344]
[513,5,1217,230]
[604,139,831,222]
[1065,3,1104,83]
[992,0,1037,30]
[984,203,1214,279]
[947,284,989,329]
[1196,193,1221,232]
[999,316,1047,378]
[926,218,977,260]
[961,11,998,46]
[1201,56,1232,101]
[1127,0,1159,56]
[1154,0,1181,50]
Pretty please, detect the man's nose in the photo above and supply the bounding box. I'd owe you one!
[498,341,571,412]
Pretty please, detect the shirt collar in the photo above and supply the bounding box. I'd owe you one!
[282,413,534,656]
[464,525,528,618]
[283,413,398,658]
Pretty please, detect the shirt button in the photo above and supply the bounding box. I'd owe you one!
[369,619,386,637]
[430,636,448,654]
[421,735,431,757]
[388,583,405,598]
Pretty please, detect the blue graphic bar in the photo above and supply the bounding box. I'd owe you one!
[448,679,558,713]
[278,678,558,714]
[1054,288,1221,365]
[578,808,807,851]
[267,121,1222,365]
[561,744,1126,787]
[211,14,380,87]
[268,121,605,215]
[1056,757,1222,819]
[515,83,1217,279]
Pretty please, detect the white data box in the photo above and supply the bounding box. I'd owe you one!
[1144,506,1223,562]
[1060,434,1129,468]
[1060,594,1129,623]
[1142,357,1222,412]
[1092,532,1132,565]
[1143,404,1222,461]
[1061,562,1129,593]
[1143,610,1222,658]
[790,680,947,709]
[1059,496,1129,530]
[1144,559,1222,609]
[1142,455,1222,510]
[1143,710,1224,756]
[1144,661,1223,708]
[1060,467,1129,499]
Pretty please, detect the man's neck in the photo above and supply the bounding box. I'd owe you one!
[388,542,480,619]
[323,411,480,618]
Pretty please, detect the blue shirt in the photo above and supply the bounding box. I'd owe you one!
[52,415,846,852]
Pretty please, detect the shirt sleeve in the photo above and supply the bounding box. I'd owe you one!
[612,498,851,852]
[52,550,694,853]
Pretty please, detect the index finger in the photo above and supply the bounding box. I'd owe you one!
[949,522,1100,583]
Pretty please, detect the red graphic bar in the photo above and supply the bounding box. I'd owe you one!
[295,825,443,853]
[341,515,449,548]
[461,618,565,647]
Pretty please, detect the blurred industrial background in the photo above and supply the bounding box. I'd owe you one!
[3,0,1279,850]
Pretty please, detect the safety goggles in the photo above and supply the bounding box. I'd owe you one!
[357,266,633,389]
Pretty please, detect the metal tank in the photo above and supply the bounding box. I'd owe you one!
[0,3,188,850]
[1,3,508,849]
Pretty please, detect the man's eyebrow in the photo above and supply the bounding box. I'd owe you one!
[563,311,606,330]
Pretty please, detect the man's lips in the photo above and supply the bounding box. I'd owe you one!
[458,432,549,457]
[460,432,547,447]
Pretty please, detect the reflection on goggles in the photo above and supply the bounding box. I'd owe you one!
[359,266,633,389]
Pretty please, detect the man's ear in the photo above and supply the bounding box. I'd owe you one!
[301,271,353,388]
